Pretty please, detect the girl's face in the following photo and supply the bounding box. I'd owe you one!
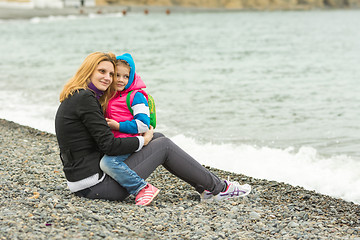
[89,61,114,91]
[116,64,130,91]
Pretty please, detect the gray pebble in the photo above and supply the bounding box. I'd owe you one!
[249,211,261,220]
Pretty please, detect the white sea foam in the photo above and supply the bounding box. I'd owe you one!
[0,92,57,134]
[25,12,123,23]
[171,134,360,205]
[29,14,81,23]
[0,108,56,134]
[29,17,41,23]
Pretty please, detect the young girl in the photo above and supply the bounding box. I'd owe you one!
[100,53,159,206]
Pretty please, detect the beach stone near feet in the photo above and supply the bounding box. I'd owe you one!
[249,211,261,220]
[288,221,299,228]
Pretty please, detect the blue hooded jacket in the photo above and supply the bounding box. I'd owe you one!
[107,53,150,136]
[116,53,135,90]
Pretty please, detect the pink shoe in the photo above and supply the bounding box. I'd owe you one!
[135,184,160,206]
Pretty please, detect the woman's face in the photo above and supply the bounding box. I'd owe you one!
[89,61,114,91]
[116,64,130,91]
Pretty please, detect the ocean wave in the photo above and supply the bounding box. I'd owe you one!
[171,134,360,204]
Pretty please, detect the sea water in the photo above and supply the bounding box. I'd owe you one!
[0,10,359,204]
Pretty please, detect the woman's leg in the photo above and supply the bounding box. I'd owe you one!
[124,134,226,195]
[78,175,130,201]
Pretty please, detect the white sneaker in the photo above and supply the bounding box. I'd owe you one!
[200,190,213,202]
[213,179,251,201]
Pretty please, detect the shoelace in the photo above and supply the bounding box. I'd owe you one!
[227,176,240,186]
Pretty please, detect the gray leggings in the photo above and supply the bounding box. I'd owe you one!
[76,133,226,201]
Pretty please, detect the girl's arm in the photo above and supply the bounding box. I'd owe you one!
[119,92,150,134]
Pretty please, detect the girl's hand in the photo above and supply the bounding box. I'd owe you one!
[105,118,120,131]
[143,126,154,146]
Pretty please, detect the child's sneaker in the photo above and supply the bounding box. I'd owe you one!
[135,184,160,206]
[213,180,251,201]
[200,190,214,202]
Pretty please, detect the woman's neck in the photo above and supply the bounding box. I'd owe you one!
[88,82,104,99]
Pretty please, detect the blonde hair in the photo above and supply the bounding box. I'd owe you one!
[59,52,117,111]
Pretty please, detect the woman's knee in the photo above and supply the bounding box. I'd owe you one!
[153,136,172,150]
[153,132,165,139]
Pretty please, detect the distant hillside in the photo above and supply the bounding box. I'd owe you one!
[97,0,360,10]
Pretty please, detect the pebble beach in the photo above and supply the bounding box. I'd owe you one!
[0,118,359,239]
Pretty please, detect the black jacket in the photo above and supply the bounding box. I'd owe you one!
[55,89,139,182]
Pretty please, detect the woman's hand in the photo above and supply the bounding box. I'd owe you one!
[142,126,154,146]
[105,118,120,131]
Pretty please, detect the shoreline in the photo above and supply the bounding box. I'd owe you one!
[0,5,230,20]
[1,5,358,20]
[0,117,359,239]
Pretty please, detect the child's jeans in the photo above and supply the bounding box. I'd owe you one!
[100,153,147,196]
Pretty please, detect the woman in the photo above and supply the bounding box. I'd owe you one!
[55,52,251,204]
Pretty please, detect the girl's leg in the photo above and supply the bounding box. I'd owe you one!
[100,154,147,196]
[96,132,164,196]
[124,134,226,195]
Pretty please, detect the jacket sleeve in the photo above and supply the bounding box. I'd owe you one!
[119,91,150,134]
[77,91,140,155]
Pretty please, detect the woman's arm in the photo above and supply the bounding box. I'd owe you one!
[77,91,148,155]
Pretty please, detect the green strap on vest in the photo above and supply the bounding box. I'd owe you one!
[126,90,134,115]
[126,90,156,129]
[148,94,157,129]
